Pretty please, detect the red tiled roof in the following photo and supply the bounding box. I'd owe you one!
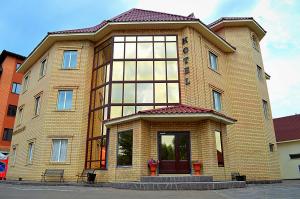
[138,104,236,121]
[49,8,198,35]
[273,114,300,142]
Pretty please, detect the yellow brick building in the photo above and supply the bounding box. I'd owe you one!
[7,9,280,182]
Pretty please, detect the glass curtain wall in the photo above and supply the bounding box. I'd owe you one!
[86,35,180,169]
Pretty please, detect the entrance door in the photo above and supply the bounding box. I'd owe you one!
[158,132,190,174]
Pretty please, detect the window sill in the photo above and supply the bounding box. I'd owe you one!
[38,75,46,81]
[48,162,70,165]
[32,114,40,119]
[60,68,79,70]
[208,67,221,75]
[116,165,132,169]
[53,110,75,112]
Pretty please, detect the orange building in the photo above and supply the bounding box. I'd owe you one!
[0,50,25,155]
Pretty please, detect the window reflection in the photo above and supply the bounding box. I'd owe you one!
[137,61,153,80]
[123,106,135,116]
[112,61,123,81]
[137,43,153,58]
[168,83,179,103]
[110,106,122,119]
[167,61,178,80]
[155,83,167,103]
[113,43,124,59]
[154,61,166,80]
[111,84,123,103]
[161,135,175,160]
[137,83,153,103]
[124,84,135,103]
[154,43,165,58]
[125,43,136,59]
[166,42,177,58]
[124,61,136,81]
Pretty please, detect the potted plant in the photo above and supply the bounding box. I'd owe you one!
[192,161,202,176]
[148,158,159,176]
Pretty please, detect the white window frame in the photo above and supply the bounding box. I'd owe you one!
[209,51,218,71]
[62,50,78,69]
[27,142,34,164]
[34,95,41,116]
[40,59,47,78]
[23,74,29,92]
[51,139,68,162]
[213,90,222,112]
[262,100,269,119]
[18,106,24,124]
[257,65,263,80]
[57,90,73,110]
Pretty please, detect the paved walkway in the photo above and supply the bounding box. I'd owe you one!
[0,180,299,199]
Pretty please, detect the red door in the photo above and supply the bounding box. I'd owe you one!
[158,132,190,174]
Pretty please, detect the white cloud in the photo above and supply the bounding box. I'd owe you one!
[249,0,300,117]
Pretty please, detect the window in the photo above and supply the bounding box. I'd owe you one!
[16,63,21,70]
[27,142,34,164]
[62,50,78,69]
[40,59,47,77]
[117,131,133,166]
[262,100,269,119]
[87,35,180,169]
[7,105,17,116]
[269,143,274,152]
[209,52,218,71]
[34,95,41,116]
[213,91,222,112]
[215,131,224,167]
[57,90,73,110]
[18,107,24,124]
[289,154,300,159]
[11,147,17,166]
[11,83,21,94]
[51,139,68,162]
[2,128,13,141]
[252,34,259,50]
[23,75,29,91]
[257,65,263,80]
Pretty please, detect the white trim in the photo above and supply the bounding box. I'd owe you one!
[277,139,300,144]
[104,112,235,127]
[209,19,266,34]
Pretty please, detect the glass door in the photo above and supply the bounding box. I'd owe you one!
[158,132,190,174]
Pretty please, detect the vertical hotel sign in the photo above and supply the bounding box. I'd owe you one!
[182,36,190,85]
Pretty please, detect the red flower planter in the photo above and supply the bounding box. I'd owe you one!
[193,162,201,176]
[149,163,157,176]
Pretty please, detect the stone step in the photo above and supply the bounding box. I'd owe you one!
[112,181,246,190]
[140,176,213,182]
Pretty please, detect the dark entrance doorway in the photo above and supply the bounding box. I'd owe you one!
[158,132,190,174]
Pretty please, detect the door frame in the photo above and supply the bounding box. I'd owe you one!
[157,131,191,174]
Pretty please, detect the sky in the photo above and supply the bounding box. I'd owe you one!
[0,0,299,118]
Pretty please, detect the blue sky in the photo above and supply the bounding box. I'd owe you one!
[1,0,299,118]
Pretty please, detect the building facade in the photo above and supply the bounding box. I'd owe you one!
[7,9,280,182]
[0,50,25,155]
[274,114,300,179]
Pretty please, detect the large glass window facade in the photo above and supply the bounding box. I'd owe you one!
[86,35,180,169]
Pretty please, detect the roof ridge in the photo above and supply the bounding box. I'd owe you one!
[108,8,136,21]
[128,8,198,20]
[273,114,300,120]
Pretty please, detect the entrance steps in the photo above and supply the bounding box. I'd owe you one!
[141,175,213,182]
[112,176,246,190]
